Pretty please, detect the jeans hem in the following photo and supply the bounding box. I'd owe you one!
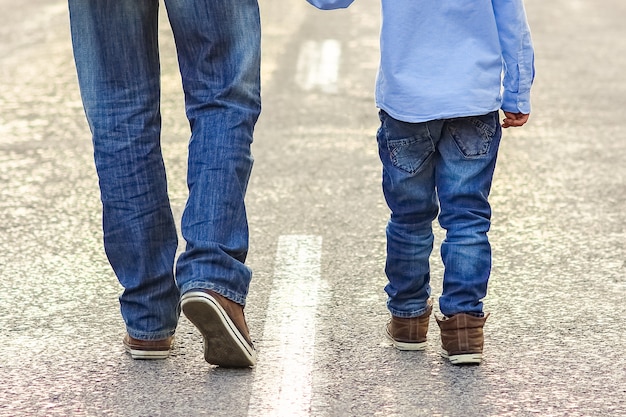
[126,328,177,341]
[387,304,431,319]
[440,310,485,318]
[180,282,247,306]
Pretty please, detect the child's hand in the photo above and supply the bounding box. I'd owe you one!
[502,112,530,128]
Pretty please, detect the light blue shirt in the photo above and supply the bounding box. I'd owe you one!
[307,0,535,122]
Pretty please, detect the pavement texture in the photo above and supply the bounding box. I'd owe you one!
[0,0,624,416]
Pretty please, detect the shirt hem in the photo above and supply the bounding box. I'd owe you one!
[376,102,502,124]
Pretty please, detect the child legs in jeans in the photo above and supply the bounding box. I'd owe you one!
[378,110,502,364]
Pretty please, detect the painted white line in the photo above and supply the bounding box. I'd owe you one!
[248,235,324,417]
[295,39,342,94]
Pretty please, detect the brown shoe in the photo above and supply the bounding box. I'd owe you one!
[123,334,174,360]
[386,299,433,351]
[181,289,256,367]
[436,313,489,365]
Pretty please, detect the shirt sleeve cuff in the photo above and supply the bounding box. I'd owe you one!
[502,91,531,114]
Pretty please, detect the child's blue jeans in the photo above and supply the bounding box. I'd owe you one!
[376,110,502,318]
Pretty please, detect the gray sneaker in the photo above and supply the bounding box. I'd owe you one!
[436,313,489,365]
[181,289,256,367]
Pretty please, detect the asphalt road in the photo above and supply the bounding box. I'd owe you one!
[0,0,624,416]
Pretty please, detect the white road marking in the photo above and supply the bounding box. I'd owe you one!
[295,39,342,94]
[248,235,324,417]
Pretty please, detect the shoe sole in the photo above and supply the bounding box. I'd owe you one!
[440,349,482,365]
[123,338,172,360]
[385,326,427,351]
[124,346,170,360]
[181,291,257,367]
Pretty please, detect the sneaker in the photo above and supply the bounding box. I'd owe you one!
[436,313,489,365]
[181,289,256,367]
[123,334,173,360]
[386,299,433,351]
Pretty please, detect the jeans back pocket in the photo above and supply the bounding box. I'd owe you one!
[387,135,435,175]
[378,111,436,175]
[447,112,499,158]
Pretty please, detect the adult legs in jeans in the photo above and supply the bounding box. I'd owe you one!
[70,0,179,341]
[69,0,261,348]
[165,0,261,305]
[168,0,261,367]
[377,110,501,319]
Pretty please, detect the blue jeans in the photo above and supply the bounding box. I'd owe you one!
[376,110,502,318]
[69,0,261,340]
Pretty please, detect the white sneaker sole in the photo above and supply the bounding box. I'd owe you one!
[440,349,483,365]
[125,347,170,360]
[181,291,256,367]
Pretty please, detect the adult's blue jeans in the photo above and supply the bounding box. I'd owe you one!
[376,110,502,318]
[69,0,261,340]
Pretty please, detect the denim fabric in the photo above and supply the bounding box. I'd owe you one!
[376,110,502,318]
[69,0,261,340]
